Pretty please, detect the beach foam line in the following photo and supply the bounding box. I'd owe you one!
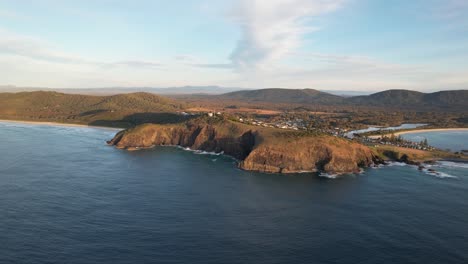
[369,128,468,138]
[395,128,468,136]
[0,119,122,131]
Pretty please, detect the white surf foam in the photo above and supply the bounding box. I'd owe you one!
[194,150,224,156]
[421,168,458,179]
[386,162,408,167]
[318,172,339,179]
[436,161,468,169]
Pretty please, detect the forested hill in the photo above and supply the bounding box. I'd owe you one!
[347,89,468,109]
[217,88,344,104]
[217,88,468,110]
[0,91,186,127]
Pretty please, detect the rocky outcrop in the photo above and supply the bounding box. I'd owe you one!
[108,119,256,160]
[108,118,378,174]
[239,136,375,174]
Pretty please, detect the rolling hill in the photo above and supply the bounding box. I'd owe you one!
[0,91,186,127]
[216,88,467,110]
[1,89,466,128]
[347,89,468,109]
[217,88,344,104]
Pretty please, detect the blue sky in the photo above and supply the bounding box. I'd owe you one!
[1,0,468,91]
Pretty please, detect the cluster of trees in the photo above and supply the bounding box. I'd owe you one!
[380,133,430,148]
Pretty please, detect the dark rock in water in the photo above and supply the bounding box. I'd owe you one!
[399,154,421,166]
[418,165,425,171]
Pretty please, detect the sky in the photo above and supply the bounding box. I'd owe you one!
[1,0,468,91]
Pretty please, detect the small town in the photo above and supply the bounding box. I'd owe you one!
[202,111,436,151]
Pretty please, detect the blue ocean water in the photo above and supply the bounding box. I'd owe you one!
[401,130,468,152]
[345,123,426,138]
[1,122,468,264]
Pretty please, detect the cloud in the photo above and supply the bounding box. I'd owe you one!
[176,54,233,69]
[190,63,233,69]
[0,29,164,69]
[299,53,428,75]
[108,60,162,68]
[0,30,93,65]
[228,0,344,71]
[221,51,468,91]
[174,55,197,61]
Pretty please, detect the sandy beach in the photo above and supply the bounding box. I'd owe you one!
[0,119,122,131]
[369,128,468,139]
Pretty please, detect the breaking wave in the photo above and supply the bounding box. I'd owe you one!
[194,150,224,156]
[386,162,408,167]
[421,168,458,179]
[177,146,229,157]
[318,172,339,179]
[436,161,468,169]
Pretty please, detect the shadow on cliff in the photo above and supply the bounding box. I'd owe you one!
[88,112,197,128]
[193,130,256,160]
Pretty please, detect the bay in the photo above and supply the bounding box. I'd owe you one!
[1,122,467,264]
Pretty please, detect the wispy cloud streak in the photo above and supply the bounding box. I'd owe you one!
[0,29,163,69]
[229,0,344,71]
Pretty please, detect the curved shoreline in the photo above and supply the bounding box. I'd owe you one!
[0,119,122,131]
[394,128,468,136]
[369,128,468,139]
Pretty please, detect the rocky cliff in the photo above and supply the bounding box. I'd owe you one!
[108,117,378,174]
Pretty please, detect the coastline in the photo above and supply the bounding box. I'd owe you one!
[369,128,468,139]
[0,119,122,131]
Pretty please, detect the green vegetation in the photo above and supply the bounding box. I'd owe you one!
[218,88,344,104]
[349,89,468,110]
[1,89,467,131]
[180,88,468,112]
[372,145,467,164]
[0,91,188,128]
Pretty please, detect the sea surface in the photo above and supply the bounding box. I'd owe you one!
[401,130,468,152]
[345,123,426,138]
[1,122,468,264]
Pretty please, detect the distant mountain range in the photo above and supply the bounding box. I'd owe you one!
[216,88,468,110]
[347,89,468,108]
[0,85,241,95]
[0,85,376,96]
[1,86,466,111]
[217,88,345,104]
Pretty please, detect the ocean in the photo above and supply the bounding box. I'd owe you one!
[1,122,467,264]
[401,130,468,152]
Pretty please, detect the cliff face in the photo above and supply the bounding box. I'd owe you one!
[108,119,255,160]
[108,118,377,174]
[239,137,375,174]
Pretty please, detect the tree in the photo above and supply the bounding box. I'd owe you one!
[421,138,428,147]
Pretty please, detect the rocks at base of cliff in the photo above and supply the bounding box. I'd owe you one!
[239,138,376,174]
[108,121,256,161]
[107,119,378,174]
